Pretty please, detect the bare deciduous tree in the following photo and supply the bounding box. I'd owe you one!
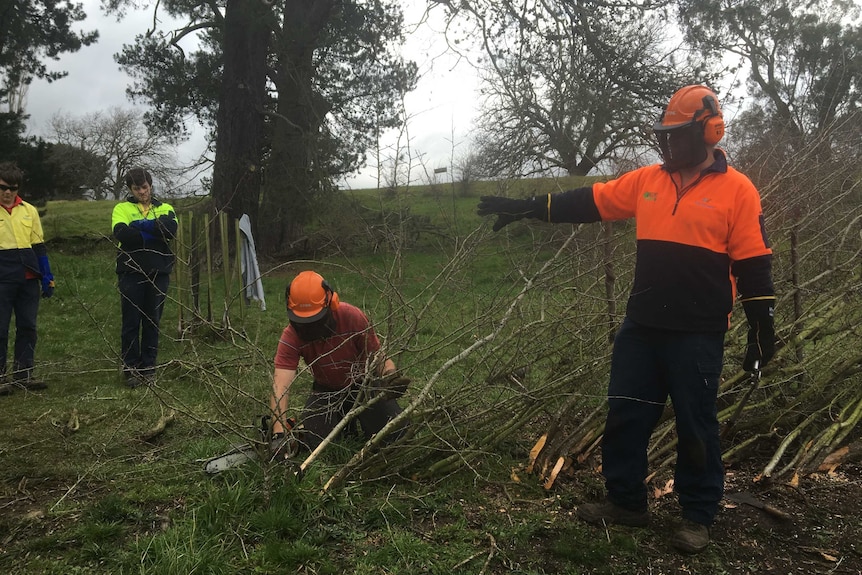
[439,0,697,178]
[49,107,182,199]
[679,0,862,362]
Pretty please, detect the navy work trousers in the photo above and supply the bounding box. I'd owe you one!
[0,279,40,378]
[602,318,725,526]
[299,382,406,452]
[119,272,170,376]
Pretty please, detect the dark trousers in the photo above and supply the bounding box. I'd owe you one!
[0,279,40,379]
[119,272,170,375]
[602,318,725,526]
[299,383,406,452]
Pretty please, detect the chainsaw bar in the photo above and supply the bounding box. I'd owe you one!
[203,442,260,474]
[203,416,300,474]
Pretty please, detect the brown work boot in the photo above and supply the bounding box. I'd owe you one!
[11,374,48,391]
[672,520,710,554]
[577,500,650,527]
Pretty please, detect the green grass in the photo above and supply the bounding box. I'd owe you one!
[0,183,817,575]
[40,199,120,240]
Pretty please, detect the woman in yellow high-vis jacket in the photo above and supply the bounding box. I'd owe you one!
[0,162,54,396]
[111,168,177,388]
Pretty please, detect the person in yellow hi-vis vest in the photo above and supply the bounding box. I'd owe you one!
[0,162,54,396]
[111,168,177,388]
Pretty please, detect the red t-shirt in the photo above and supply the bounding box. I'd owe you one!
[274,302,382,390]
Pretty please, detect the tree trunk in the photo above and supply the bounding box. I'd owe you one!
[258,0,335,254]
[211,0,269,228]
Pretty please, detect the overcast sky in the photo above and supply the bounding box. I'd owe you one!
[23,1,480,191]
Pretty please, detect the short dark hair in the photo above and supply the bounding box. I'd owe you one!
[0,161,24,186]
[124,167,153,188]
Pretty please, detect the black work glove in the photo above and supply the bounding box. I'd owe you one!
[38,255,55,298]
[269,417,297,462]
[41,279,55,299]
[742,299,775,371]
[477,195,546,232]
[157,214,178,235]
[370,372,412,399]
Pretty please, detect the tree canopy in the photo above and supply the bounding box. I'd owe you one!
[438,0,702,178]
[0,0,97,103]
[677,0,862,145]
[0,1,99,202]
[110,0,417,250]
[50,107,181,200]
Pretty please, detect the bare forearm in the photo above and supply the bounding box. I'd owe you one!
[270,368,295,433]
[381,358,397,376]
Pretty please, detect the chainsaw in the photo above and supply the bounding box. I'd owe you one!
[202,416,299,474]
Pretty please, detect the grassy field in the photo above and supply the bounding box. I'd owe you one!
[2,180,860,574]
[5,182,630,574]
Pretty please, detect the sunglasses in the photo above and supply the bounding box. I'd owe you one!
[0,184,19,192]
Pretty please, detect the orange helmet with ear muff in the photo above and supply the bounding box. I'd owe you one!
[654,85,725,145]
[285,270,340,323]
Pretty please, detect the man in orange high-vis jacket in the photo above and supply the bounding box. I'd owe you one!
[478,85,775,554]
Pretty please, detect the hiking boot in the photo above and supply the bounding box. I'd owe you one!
[672,520,710,554]
[0,382,14,396]
[577,500,650,527]
[22,380,48,391]
[11,376,48,392]
[125,373,144,389]
[9,367,47,391]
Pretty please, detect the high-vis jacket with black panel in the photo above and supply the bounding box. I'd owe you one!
[0,198,48,283]
[112,197,178,275]
[543,150,773,333]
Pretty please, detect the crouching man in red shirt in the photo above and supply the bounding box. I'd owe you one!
[269,270,408,454]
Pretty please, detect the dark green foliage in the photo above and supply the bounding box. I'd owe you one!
[0,111,26,157]
[110,0,418,250]
[0,130,109,204]
[16,141,109,203]
[115,32,222,140]
[0,0,97,88]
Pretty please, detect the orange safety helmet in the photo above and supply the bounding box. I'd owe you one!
[654,85,725,145]
[285,270,340,323]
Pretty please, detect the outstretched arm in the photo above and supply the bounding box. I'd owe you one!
[477,187,600,231]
